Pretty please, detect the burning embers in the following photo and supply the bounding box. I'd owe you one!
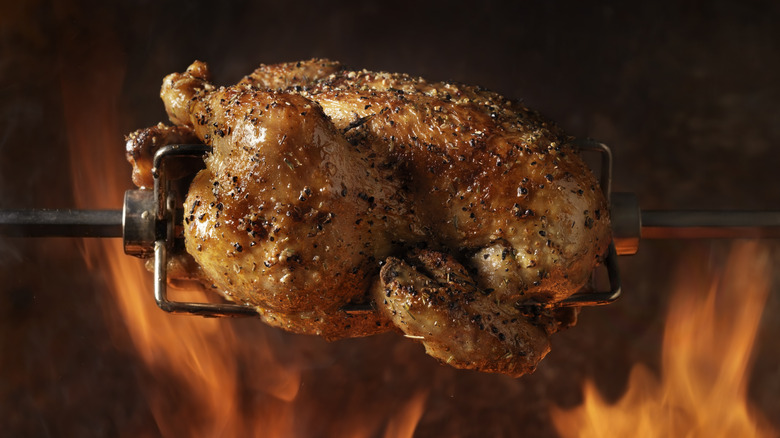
[551,242,777,437]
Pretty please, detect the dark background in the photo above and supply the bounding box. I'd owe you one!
[1,1,779,436]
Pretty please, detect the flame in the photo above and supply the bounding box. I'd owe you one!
[551,242,778,438]
[383,390,429,438]
[58,23,427,438]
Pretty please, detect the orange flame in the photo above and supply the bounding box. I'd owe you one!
[383,390,429,438]
[551,242,778,438]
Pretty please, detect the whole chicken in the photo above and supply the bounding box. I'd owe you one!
[127,59,611,376]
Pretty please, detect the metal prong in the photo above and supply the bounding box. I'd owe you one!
[151,144,257,317]
[570,138,612,201]
[549,140,621,307]
[153,240,257,317]
[558,242,621,307]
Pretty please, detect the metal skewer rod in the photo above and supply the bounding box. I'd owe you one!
[641,210,780,239]
[609,193,780,255]
[0,209,123,238]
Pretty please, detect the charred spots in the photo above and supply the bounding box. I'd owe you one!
[298,186,313,202]
[239,215,269,240]
[517,186,529,197]
[481,288,495,296]
[357,192,376,207]
[512,204,534,219]
[314,211,335,232]
[343,114,373,134]
[470,314,485,330]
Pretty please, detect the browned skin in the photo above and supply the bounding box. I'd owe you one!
[124,123,200,188]
[238,59,342,90]
[373,250,578,377]
[146,58,611,375]
[301,68,611,303]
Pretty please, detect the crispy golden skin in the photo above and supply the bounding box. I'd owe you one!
[148,58,611,375]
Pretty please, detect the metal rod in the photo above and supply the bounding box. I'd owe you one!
[642,210,780,239]
[0,209,123,237]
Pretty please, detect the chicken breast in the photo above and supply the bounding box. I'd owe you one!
[139,58,611,375]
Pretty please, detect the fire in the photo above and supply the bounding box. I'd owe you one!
[551,242,778,438]
[383,391,429,438]
[59,25,426,438]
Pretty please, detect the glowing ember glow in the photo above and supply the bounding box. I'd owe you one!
[551,242,778,438]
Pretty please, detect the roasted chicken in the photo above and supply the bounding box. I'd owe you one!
[126,59,611,376]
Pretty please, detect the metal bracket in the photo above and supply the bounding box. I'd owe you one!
[151,144,257,317]
[555,139,622,307]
